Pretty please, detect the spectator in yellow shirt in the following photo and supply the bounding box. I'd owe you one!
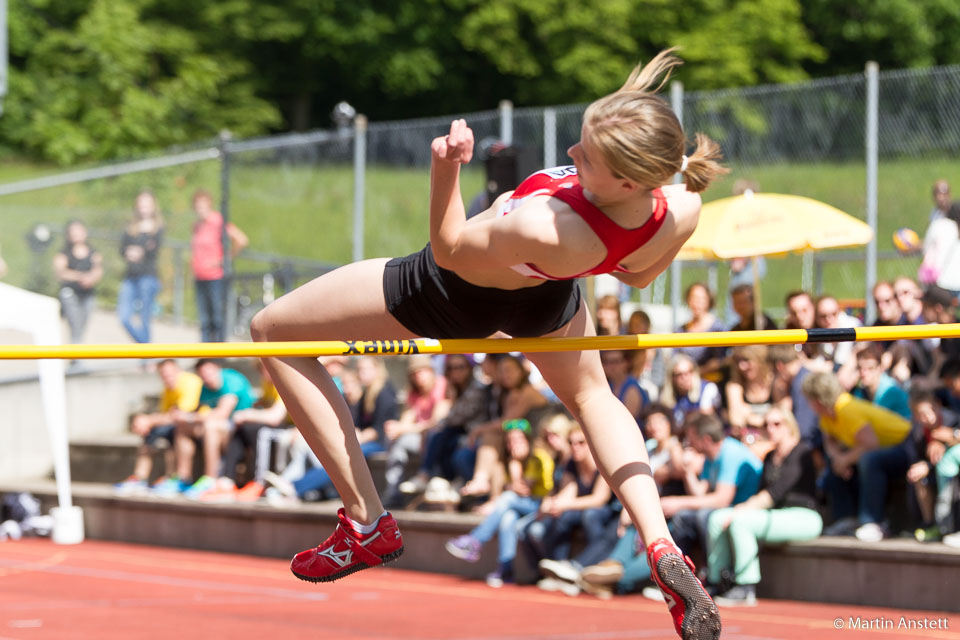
[114,359,202,494]
[802,370,912,541]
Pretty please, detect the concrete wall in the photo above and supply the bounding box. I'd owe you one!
[0,368,160,480]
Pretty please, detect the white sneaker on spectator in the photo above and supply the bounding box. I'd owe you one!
[537,577,580,597]
[538,558,580,583]
[854,522,885,542]
[942,532,960,548]
[399,474,428,495]
[641,585,666,602]
[823,516,859,536]
[263,471,297,498]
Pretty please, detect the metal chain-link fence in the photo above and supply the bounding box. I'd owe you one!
[2,63,959,336]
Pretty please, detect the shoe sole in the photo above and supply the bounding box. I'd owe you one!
[291,547,405,583]
[580,566,625,585]
[539,562,580,584]
[444,540,479,563]
[654,554,722,640]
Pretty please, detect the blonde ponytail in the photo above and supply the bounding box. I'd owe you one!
[618,48,683,95]
[682,133,730,193]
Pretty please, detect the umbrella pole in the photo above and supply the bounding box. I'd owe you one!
[752,256,763,330]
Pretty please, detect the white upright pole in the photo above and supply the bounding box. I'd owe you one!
[352,115,367,263]
[865,62,879,324]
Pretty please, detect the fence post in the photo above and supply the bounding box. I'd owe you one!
[543,107,557,168]
[219,130,237,339]
[499,100,513,146]
[669,81,685,326]
[865,61,879,324]
[173,246,184,325]
[353,114,367,263]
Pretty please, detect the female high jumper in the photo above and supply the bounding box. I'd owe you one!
[252,49,727,640]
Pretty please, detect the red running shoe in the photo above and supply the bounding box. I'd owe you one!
[646,538,721,640]
[291,508,404,583]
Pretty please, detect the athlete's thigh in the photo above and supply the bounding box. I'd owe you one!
[522,299,608,402]
[254,258,417,342]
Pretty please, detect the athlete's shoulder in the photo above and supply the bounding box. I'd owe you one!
[658,184,701,236]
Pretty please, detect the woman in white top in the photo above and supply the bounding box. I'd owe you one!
[921,201,960,296]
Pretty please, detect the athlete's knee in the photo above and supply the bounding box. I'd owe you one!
[250,305,275,342]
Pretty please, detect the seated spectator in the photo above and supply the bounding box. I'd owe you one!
[802,371,911,541]
[815,295,862,373]
[461,355,548,502]
[728,284,777,332]
[601,349,648,430]
[445,418,558,587]
[893,277,925,325]
[940,359,960,415]
[625,309,664,401]
[400,354,491,498]
[768,344,822,451]
[784,290,821,363]
[725,345,775,453]
[934,437,960,547]
[706,407,822,607]
[871,281,906,354]
[645,404,685,496]
[210,360,294,502]
[851,344,911,419]
[382,354,450,508]
[115,359,202,494]
[675,282,727,380]
[595,294,623,336]
[660,353,721,430]
[905,386,960,540]
[658,412,763,559]
[171,359,256,498]
[526,426,616,597]
[924,287,960,368]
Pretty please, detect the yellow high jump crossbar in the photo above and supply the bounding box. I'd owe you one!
[2,324,960,360]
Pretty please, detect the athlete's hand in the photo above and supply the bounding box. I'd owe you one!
[431,119,474,164]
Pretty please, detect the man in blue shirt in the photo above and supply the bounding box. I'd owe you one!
[172,358,256,497]
[660,412,763,557]
[853,344,911,420]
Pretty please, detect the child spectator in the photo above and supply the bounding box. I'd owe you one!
[115,359,202,494]
[802,370,912,541]
[625,309,664,400]
[445,417,557,587]
[172,359,256,498]
[53,221,103,345]
[117,190,163,344]
[191,189,248,342]
[706,407,822,607]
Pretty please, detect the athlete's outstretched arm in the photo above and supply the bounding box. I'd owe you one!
[429,119,474,267]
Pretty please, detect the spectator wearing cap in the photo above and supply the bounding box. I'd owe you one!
[802,370,911,541]
[381,354,450,508]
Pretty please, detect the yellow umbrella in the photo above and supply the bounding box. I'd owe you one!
[679,192,873,260]
[678,191,874,328]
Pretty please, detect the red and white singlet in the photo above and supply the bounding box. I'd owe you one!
[496,166,667,280]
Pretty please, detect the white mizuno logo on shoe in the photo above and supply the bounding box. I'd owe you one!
[317,545,353,568]
[316,530,383,567]
[663,591,677,610]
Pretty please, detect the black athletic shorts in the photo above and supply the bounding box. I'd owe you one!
[383,244,581,339]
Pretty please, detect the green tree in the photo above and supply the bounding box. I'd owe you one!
[0,0,281,164]
[801,0,960,73]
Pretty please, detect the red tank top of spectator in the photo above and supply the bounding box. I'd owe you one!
[496,166,667,280]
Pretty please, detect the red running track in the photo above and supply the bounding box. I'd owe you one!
[0,538,956,640]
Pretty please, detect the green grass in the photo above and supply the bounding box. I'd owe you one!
[0,154,947,324]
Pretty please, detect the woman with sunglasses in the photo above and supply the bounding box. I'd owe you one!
[705,407,822,606]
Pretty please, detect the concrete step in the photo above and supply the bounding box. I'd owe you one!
[0,479,497,580]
